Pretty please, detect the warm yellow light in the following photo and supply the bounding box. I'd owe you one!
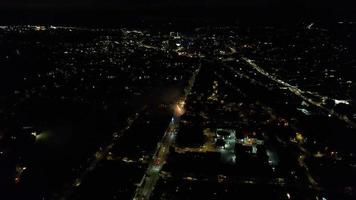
[174,100,185,116]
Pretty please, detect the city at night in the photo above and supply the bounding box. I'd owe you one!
[0,1,356,200]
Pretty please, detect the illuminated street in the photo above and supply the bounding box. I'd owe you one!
[133,66,200,200]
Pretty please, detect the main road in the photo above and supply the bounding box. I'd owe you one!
[241,57,356,129]
[133,66,201,200]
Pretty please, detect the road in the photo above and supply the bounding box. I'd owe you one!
[132,117,178,200]
[133,66,201,200]
[241,57,356,129]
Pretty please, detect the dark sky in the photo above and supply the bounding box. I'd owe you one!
[0,0,348,9]
[0,0,355,25]
[1,0,281,6]
[0,0,290,10]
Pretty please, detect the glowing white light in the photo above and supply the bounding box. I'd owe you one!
[34,132,50,142]
[334,99,350,105]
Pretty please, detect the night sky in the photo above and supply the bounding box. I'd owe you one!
[0,0,352,7]
[0,0,355,25]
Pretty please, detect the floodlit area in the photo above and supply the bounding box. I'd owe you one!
[217,129,237,164]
